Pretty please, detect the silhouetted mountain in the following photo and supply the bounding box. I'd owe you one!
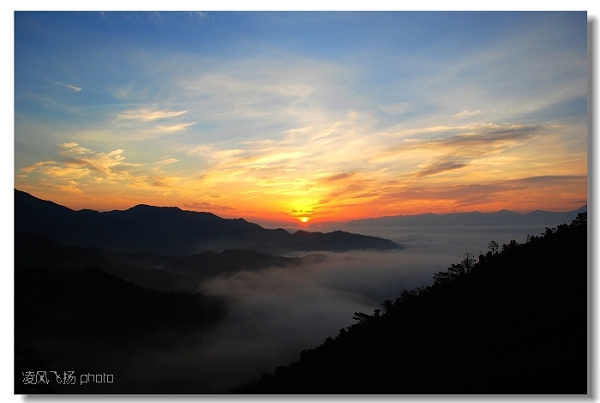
[15,230,311,289]
[91,244,313,283]
[15,189,402,255]
[346,207,586,228]
[234,215,587,394]
[15,231,196,292]
[15,258,232,393]
[15,265,229,343]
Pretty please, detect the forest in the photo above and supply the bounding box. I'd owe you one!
[233,213,588,394]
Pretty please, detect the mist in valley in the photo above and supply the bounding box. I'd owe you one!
[105,218,574,392]
[16,212,581,393]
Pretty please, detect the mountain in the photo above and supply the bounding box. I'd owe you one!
[15,231,196,292]
[346,207,585,228]
[15,262,231,394]
[15,189,402,255]
[233,214,587,394]
[91,246,325,284]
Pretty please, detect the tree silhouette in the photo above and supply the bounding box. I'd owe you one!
[433,252,476,284]
[234,215,587,394]
[487,240,499,254]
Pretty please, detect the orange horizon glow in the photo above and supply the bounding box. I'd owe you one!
[14,13,587,227]
[16,182,587,229]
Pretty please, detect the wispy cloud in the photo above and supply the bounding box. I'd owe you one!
[321,172,357,183]
[375,123,544,163]
[416,160,468,177]
[59,142,92,155]
[117,108,188,121]
[19,143,174,193]
[183,201,241,213]
[155,157,179,166]
[452,109,489,118]
[65,84,82,92]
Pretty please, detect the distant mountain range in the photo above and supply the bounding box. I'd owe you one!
[15,230,321,292]
[14,189,402,255]
[346,205,587,228]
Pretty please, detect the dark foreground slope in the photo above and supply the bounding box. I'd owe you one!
[234,214,588,394]
[15,264,230,394]
[15,231,311,291]
[15,189,401,255]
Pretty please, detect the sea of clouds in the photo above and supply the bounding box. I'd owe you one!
[59,216,577,393]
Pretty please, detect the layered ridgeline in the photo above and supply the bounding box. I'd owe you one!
[15,189,402,255]
[233,214,588,394]
[346,206,587,228]
[14,233,234,393]
[14,211,325,393]
[15,231,324,292]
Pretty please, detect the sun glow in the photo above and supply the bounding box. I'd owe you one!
[300,217,309,223]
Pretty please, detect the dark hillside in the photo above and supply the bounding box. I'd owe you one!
[92,247,305,283]
[15,265,231,394]
[15,189,402,255]
[15,231,307,290]
[15,231,196,292]
[234,214,588,394]
[15,266,229,343]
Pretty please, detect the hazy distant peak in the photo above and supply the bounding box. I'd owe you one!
[129,204,182,211]
[496,209,519,215]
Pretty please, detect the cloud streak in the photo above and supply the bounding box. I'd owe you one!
[117,108,188,121]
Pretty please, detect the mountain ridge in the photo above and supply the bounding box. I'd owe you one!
[14,189,402,255]
[346,205,586,228]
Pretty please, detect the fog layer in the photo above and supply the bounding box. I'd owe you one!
[46,219,575,393]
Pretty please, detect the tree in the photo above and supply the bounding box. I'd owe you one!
[488,241,499,255]
[433,253,476,284]
[571,212,587,227]
[352,312,372,325]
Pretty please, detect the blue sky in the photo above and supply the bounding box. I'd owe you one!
[14,11,588,225]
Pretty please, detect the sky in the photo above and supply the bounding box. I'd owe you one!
[14,11,588,227]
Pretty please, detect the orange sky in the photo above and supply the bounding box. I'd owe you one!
[14,12,588,228]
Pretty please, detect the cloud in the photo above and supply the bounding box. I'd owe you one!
[21,161,56,173]
[416,160,468,177]
[147,176,175,188]
[117,108,188,121]
[321,172,357,183]
[509,175,587,185]
[48,180,84,194]
[175,248,453,391]
[452,109,487,118]
[190,11,207,20]
[125,123,195,140]
[183,201,241,213]
[155,157,179,166]
[59,142,92,155]
[371,175,586,213]
[65,84,82,92]
[19,143,177,193]
[375,123,544,166]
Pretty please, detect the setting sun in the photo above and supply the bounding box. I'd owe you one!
[13,11,587,228]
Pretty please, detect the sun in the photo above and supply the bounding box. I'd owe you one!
[299,217,309,223]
